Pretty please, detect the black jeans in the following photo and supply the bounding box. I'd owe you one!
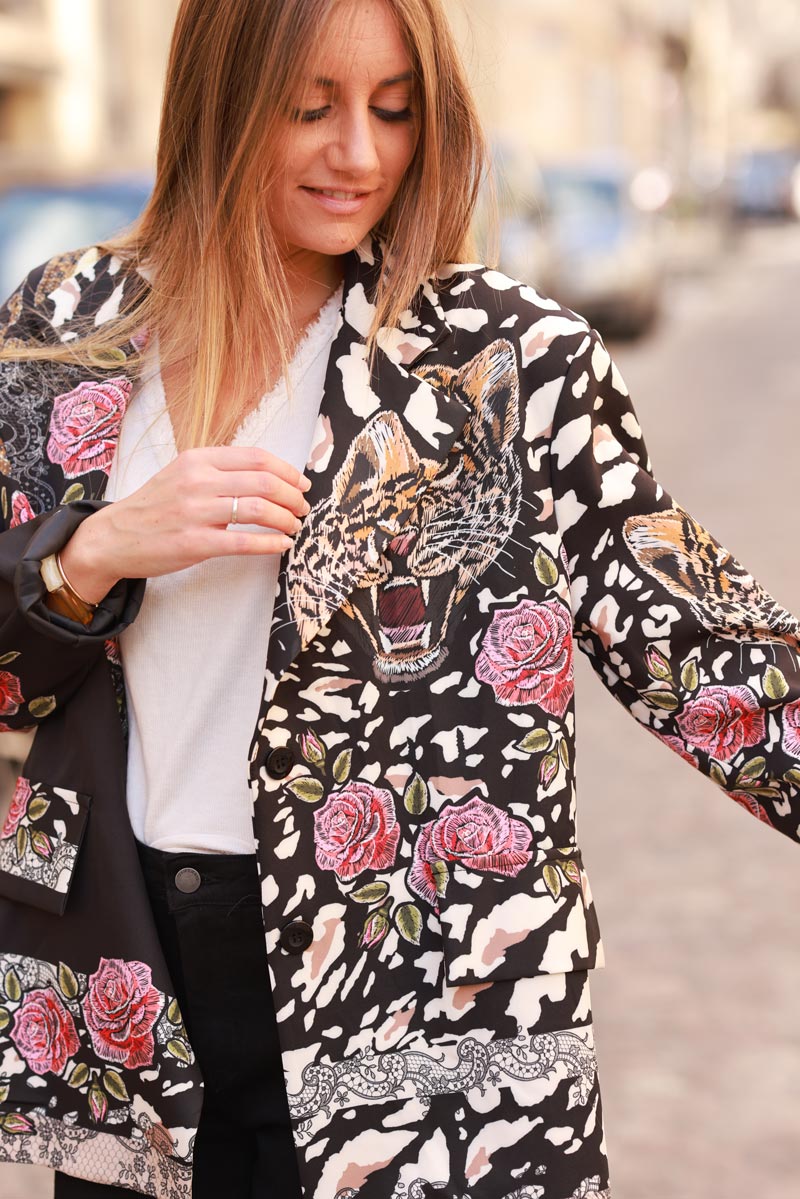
[54,839,302,1198]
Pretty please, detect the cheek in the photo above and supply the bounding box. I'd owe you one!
[383,128,419,188]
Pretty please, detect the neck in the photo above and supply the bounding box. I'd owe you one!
[281,248,346,328]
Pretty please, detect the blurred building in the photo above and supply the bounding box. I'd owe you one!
[0,0,177,183]
[445,0,800,189]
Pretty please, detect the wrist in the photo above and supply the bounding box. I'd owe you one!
[58,509,122,605]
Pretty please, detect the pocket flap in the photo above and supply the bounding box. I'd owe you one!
[438,846,603,985]
[0,777,90,916]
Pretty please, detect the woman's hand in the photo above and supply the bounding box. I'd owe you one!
[57,446,312,603]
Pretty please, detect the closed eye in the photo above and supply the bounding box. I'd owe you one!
[293,106,413,124]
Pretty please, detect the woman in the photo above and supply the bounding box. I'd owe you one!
[0,1,798,1197]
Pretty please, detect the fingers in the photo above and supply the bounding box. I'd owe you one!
[219,470,311,519]
[205,528,295,557]
[184,445,312,493]
[218,495,303,537]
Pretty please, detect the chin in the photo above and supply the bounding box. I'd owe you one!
[308,228,374,256]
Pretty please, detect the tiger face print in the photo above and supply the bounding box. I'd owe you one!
[623,507,800,651]
[289,340,522,682]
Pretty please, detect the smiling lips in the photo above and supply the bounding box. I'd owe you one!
[301,186,374,214]
[307,187,370,198]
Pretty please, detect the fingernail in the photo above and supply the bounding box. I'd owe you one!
[299,475,312,491]
[280,535,294,550]
[294,518,302,533]
[301,500,311,516]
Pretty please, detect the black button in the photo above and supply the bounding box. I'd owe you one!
[175,867,201,894]
[265,747,295,779]
[279,920,314,955]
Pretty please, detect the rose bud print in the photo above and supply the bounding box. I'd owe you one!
[89,1082,108,1123]
[359,905,390,949]
[81,958,164,1069]
[475,598,574,715]
[0,1112,34,1134]
[313,782,400,880]
[300,730,326,769]
[29,829,53,860]
[47,378,132,478]
[10,987,80,1076]
[675,685,765,762]
[645,646,672,680]
[538,751,559,789]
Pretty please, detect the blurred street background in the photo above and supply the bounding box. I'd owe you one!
[1,2,800,1197]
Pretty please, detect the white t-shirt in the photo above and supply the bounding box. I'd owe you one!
[104,284,342,853]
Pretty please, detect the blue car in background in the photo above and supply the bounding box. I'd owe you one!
[535,159,666,339]
[0,178,152,301]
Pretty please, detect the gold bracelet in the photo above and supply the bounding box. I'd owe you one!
[56,551,97,608]
[40,553,96,626]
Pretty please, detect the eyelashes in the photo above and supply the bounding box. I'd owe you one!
[292,106,414,124]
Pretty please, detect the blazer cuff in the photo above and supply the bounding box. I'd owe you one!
[14,499,145,647]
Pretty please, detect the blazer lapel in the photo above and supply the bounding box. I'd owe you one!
[263,237,471,692]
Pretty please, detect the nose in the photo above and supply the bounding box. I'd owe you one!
[325,106,380,180]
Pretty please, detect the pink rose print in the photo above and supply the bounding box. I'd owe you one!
[9,491,35,528]
[782,700,800,758]
[729,790,774,826]
[430,796,533,874]
[675,685,765,762]
[1,776,32,838]
[11,987,80,1076]
[475,598,574,715]
[314,782,400,880]
[409,797,533,905]
[46,378,132,478]
[0,669,23,718]
[82,958,164,1069]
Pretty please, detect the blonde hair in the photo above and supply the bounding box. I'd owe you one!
[3,0,490,449]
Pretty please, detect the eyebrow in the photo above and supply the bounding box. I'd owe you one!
[313,71,413,88]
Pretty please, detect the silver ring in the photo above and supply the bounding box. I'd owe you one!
[230,496,239,525]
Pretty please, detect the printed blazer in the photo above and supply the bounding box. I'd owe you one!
[0,236,799,1199]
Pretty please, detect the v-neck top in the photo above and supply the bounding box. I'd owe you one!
[103,283,343,853]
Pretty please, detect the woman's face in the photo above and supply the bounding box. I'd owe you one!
[272,0,419,275]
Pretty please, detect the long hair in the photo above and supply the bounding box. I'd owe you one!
[2,0,489,449]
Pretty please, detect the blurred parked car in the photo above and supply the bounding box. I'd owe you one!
[534,158,668,339]
[0,177,152,300]
[473,141,558,295]
[727,146,800,221]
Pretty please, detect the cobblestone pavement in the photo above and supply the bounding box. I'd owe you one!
[2,222,800,1198]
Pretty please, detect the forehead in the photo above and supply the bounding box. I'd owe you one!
[309,0,413,85]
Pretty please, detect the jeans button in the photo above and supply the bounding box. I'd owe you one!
[265,747,295,779]
[174,867,201,894]
[279,919,314,955]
